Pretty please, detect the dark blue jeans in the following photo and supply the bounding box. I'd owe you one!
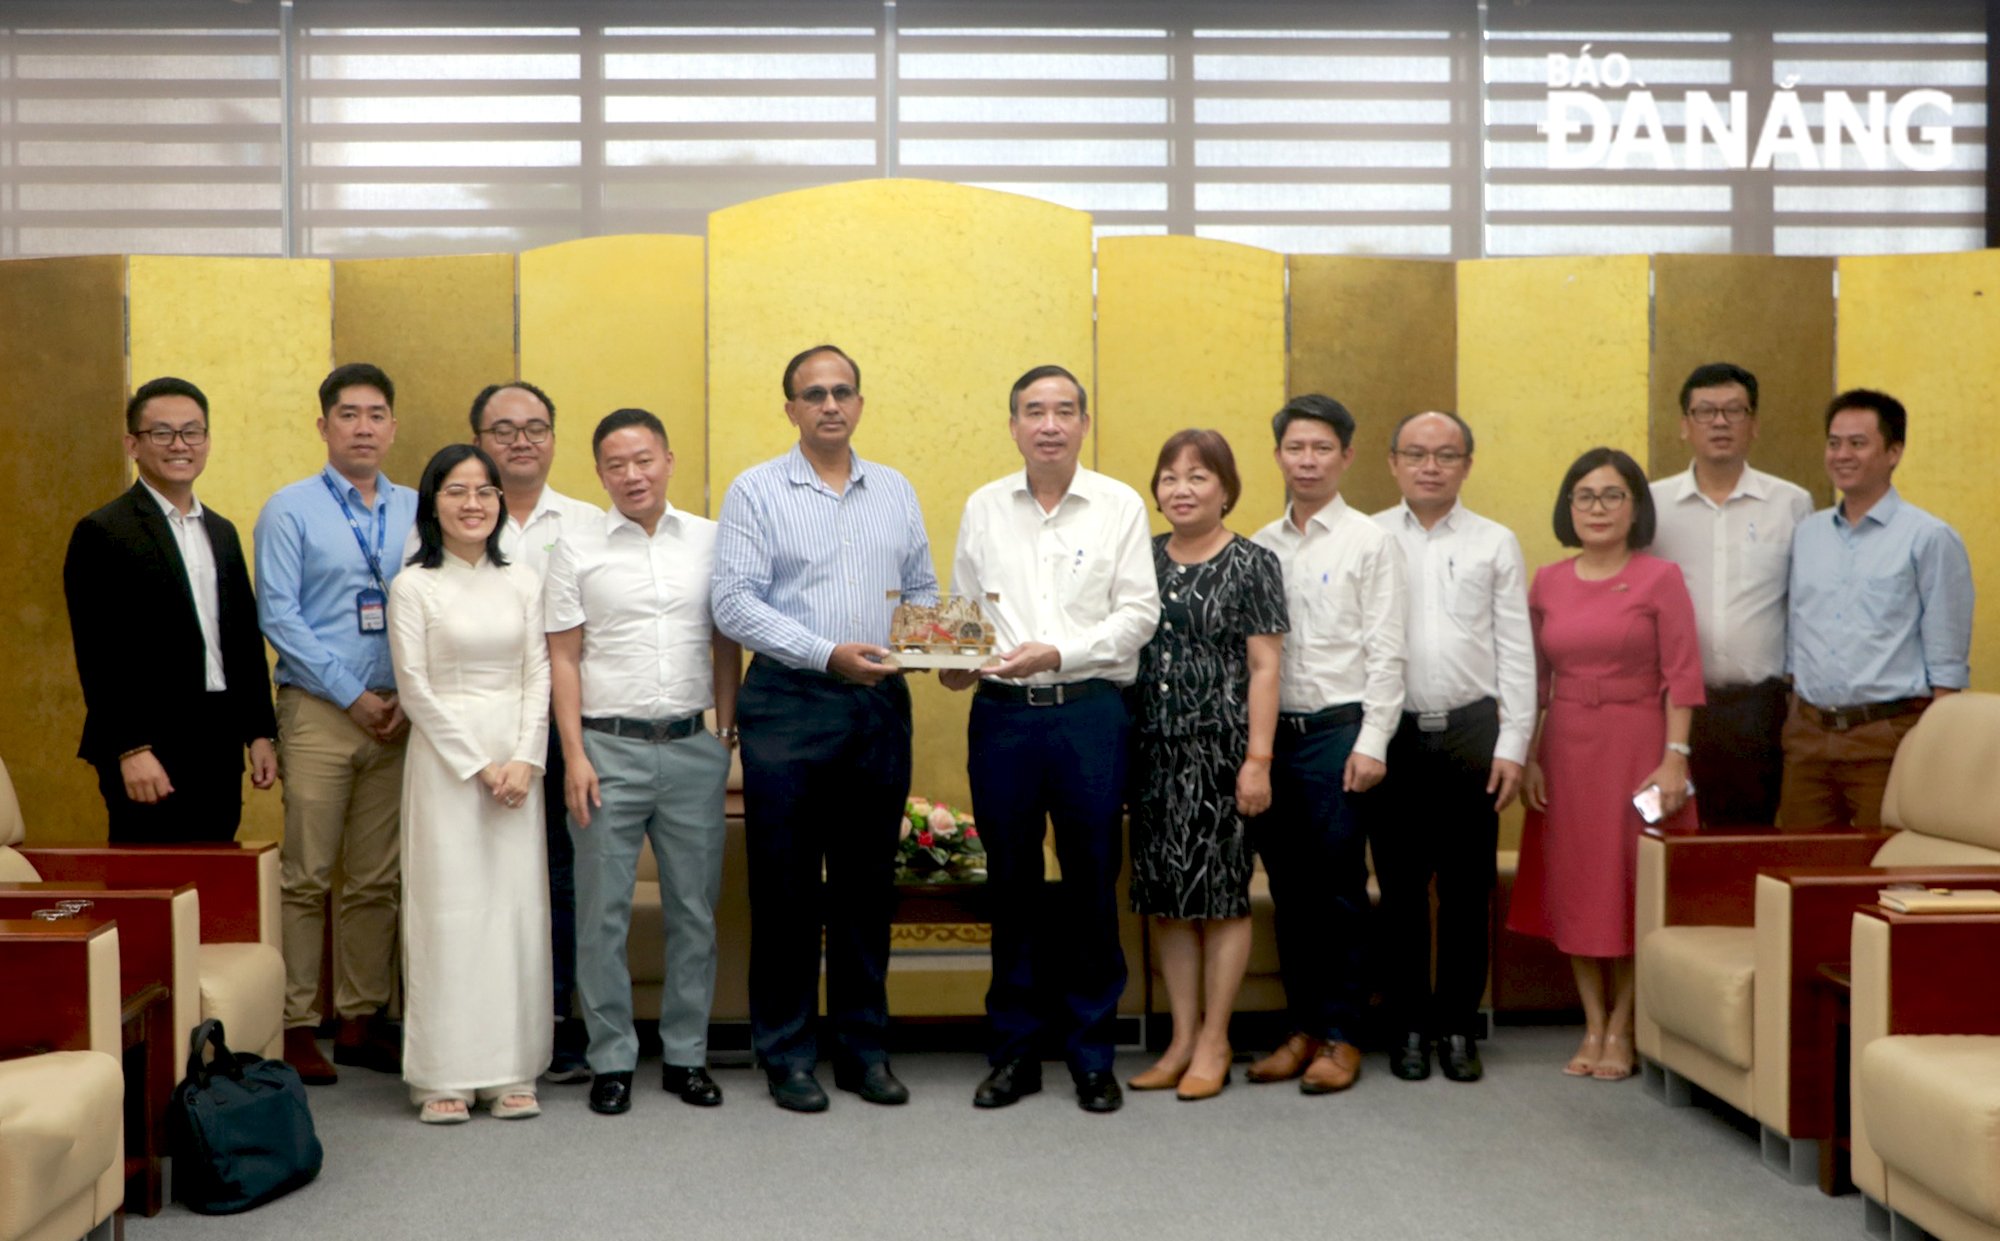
[1255,716,1368,1046]
[739,658,911,1074]
[967,689,1129,1075]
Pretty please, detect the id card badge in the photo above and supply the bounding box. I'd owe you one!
[356,587,387,634]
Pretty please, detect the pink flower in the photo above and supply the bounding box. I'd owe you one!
[917,831,935,848]
[928,806,958,838]
[899,815,913,841]
[964,826,979,840]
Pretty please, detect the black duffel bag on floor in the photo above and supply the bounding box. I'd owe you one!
[167,1018,324,1213]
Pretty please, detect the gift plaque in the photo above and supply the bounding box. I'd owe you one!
[882,595,1002,670]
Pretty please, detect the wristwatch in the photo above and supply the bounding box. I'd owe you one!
[1665,741,1691,757]
[713,725,739,742]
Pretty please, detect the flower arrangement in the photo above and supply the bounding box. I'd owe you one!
[896,797,986,883]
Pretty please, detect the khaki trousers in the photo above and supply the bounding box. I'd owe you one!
[276,686,406,1026]
[1776,695,1925,831]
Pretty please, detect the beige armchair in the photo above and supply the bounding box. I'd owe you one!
[1850,904,2000,1241]
[0,757,286,1062]
[1635,691,2000,1184]
[0,918,124,1241]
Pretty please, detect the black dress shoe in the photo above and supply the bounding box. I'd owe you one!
[1392,1032,1432,1082]
[1438,1034,1484,1083]
[1074,1071,1123,1114]
[973,1059,1042,1109]
[662,1064,724,1106]
[589,1071,634,1115]
[767,1067,830,1113]
[332,1013,403,1074]
[834,1061,910,1106]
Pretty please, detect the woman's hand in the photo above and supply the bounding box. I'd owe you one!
[491,760,535,809]
[1522,759,1549,812]
[1235,758,1272,818]
[1637,752,1691,818]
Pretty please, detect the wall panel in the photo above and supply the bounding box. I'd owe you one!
[128,256,333,841]
[1836,251,2000,692]
[520,236,707,515]
[331,254,518,491]
[1097,237,1287,536]
[1650,255,1835,507]
[0,257,131,842]
[708,180,1094,810]
[1288,256,1457,519]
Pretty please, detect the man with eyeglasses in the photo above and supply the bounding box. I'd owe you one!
[1647,363,1813,828]
[1781,388,1973,829]
[712,344,937,1113]
[466,381,602,1085]
[63,376,277,845]
[1365,410,1533,1084]
[255,362,418,1086]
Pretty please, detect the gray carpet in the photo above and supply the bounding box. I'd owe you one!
[127,1028,1857,1241]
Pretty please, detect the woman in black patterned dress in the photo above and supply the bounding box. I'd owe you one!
[1127,429,1287,1101]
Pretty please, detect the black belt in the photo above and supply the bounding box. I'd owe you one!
[581,714,704,743]
[976,679,1119,708]
[1704,677,1787,705]
[1278,702,1365,736]
[1402,696,1496,734]
[1798,697,1929,733]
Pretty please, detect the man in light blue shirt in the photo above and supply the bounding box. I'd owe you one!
[255,362,419,1085]
[1781,387,1974,829]
[711,344,937,1113]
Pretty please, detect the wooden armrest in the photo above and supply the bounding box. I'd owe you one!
[1855,906,2000,1036]
[20,843,273,942]
[1648,827,1889,926]
[0,919,117,1055]
[0,883,190,1005]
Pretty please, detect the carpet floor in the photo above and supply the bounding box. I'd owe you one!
[126,1027,1859,1241]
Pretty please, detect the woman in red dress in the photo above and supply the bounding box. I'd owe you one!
[1509,448,1703,1081]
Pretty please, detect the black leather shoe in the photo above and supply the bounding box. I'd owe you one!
[767,1067,830,1113]
[834,1061,910,1106]
[332,1012,403,1074]
[1392,1032,1432,1082]
[589,1070,634,1115]
[1074,1071,1123,1114]
[662,1064,723,1107]
[973,1059,1042,1109]
[1438,1034,1484,1083]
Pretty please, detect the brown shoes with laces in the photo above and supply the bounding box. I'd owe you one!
[1246,1033,1321,1083]
[1299,1042,1362,1094]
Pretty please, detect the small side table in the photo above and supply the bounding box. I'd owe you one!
[1812,962,1853,1196]
[121,982,170,1217]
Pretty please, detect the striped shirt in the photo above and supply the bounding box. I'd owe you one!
[712,444,938,672]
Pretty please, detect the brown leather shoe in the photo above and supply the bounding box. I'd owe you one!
[333,1013,403,1074]
[1300,1041,1362,1094]
[284,1027,338,1085]
[1245,1033,1321,1083]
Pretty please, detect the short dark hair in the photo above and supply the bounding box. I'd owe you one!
[1679,362,1759,413]
[1151,428,1243,517]
[319,363,395,416]
[468,380,556,439]
[1008,364,1088,418]
[1388,409,1475,457]
[1271,394,1355,450]
[126,376,209,433]
[408,444,508,570]
[1553,447,1656,550]
[782,345,860,400]
[592,407,668,460]
[1825,388,1907,448]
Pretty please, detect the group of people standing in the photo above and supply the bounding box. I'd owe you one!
[63,352,1972,1123]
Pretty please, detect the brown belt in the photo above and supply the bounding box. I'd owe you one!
[1798,697,1929,733]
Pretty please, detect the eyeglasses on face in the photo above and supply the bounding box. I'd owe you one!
[1392,448,1467,467]
[1686,405,1753,424]
[795,384,859,406]
[1569,488,1630,512]
[439,485,502,504]
[135,425,208,447]
[481,419,552,445]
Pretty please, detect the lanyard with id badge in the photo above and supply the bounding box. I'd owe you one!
[320,473,389,634]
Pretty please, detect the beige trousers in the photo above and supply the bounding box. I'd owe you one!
[276,686,406,1026]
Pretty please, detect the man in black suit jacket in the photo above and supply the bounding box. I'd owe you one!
[63,376,278,843]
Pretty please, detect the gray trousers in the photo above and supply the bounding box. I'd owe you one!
[571,727,729,1073]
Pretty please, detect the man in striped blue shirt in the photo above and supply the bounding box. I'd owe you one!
[712,344,938,1113]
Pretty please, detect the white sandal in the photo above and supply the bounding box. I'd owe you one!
[490,1092,541,1119]
[419,1098,470,1125]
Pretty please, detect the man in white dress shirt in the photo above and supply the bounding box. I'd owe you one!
[941,364,1160,1115]
[1247,394,1407,1095]
[545,408,740,1117]
[1367,411,1534,1085]
[1648,363,1812,827]
[468,381,603,1083]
